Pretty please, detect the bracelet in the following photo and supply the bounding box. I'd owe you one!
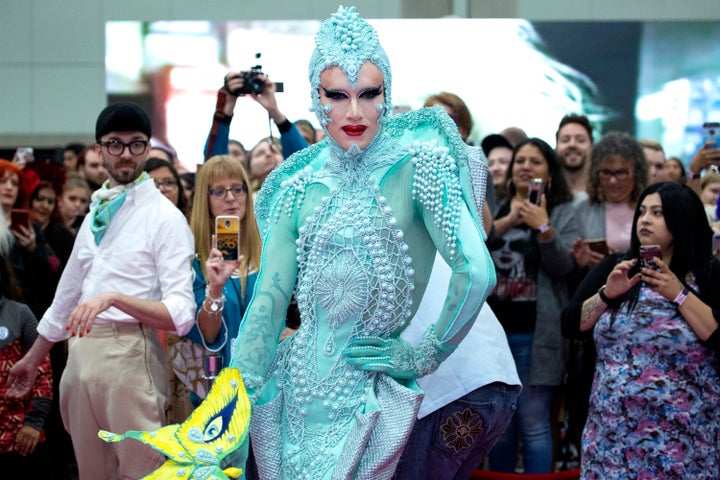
[672,287,690,307]
[204,286,226,314]
[686,169,702,180]
[598,285,623,309]
[537,223,551,234]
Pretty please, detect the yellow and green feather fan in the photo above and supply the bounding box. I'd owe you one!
[99,367,250,480]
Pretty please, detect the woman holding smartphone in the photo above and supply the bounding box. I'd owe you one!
[185,155,262,388]
[0,159,53,319]
[562,182,720,478]
[486,138,578,473]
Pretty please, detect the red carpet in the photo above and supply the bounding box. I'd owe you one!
[470,469,581,480]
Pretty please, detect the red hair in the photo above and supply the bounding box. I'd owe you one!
[0,159,30,209]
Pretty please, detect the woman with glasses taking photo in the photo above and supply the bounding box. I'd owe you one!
[184,155,262,397]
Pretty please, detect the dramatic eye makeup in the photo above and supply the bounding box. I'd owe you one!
[321,85,383,100]
[359,86,382,98]
[321,88,348,100]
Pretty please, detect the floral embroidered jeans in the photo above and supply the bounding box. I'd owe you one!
[392,381,520,480]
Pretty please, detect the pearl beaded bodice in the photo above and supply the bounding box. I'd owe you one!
[232,106,493,480]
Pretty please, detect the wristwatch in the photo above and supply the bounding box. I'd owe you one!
[686,169,702,179]
[537,223,551,234]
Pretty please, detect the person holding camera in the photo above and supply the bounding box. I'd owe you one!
[686,136,720,197]
[561,182,720,478]
[485,138,577,474]
[203,70,307,167]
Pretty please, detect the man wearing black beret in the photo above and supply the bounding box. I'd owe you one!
[8,102,196,479]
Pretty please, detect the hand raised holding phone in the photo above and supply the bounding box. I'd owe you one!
[205,233,243,297]
[216,215,240,261]
[10,209,36,252]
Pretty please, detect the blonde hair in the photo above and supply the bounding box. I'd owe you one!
[701,170,720,190]
[190,155,262,294]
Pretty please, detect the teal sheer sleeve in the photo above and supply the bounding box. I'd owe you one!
[343,108,497,378]
[228,201,299,397]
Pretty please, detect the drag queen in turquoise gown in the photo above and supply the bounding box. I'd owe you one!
[230,7,496,479]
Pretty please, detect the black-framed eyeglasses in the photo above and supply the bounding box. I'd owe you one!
[154,178,178,190]
[100,140,149,156]
[208,184,248,200]
[598,168,630,181]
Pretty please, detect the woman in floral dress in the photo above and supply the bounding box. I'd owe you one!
[564,181,720,479]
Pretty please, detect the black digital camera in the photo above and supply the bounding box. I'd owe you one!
[226,53,283,95]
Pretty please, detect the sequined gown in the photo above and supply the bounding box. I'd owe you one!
[231,108,495,479]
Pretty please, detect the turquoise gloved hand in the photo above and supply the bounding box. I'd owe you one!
[342,326,453,379]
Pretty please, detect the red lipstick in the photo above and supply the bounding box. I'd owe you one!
[342,125,367,136]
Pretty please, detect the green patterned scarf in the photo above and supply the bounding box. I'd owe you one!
[90,172,150,245]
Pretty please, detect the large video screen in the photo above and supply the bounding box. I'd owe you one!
[106,19,720,171]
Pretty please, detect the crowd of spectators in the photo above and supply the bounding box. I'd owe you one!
[2,65,719,479]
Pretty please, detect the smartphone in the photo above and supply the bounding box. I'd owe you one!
[14,147,34,167]
[586,238,609,255]
[713,232,720,260]
[703,121,720,149]
[11,208,30,229]
[527,178,544,205]
[215,215,240,261]
[639,244,662,271]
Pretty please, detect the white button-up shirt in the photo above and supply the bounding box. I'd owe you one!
[38,179,195,342]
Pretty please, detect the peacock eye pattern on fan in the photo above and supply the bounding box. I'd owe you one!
[98,367,251,480]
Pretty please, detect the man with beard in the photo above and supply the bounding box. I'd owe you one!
[7,102,196,479]
[556,113,594,202]
[639,138,667,184]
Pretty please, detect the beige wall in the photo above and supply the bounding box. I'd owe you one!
[1,0,719,147]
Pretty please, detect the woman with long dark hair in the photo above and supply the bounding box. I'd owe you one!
[487,137,578,473]
[563,182,720,478]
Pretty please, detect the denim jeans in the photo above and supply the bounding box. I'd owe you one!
[392,381,520,480]
[488,331,554,473]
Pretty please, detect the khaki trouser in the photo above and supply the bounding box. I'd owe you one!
[60,322,169,480]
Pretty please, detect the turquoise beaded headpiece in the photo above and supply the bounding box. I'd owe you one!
[309,6,393,129]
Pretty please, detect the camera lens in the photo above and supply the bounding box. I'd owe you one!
[250,77,264,94]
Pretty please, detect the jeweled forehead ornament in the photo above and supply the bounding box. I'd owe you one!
[309,5,393,127]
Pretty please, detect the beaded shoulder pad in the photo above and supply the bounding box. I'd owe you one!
[386,107,489,246]
[254,107,489,249]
